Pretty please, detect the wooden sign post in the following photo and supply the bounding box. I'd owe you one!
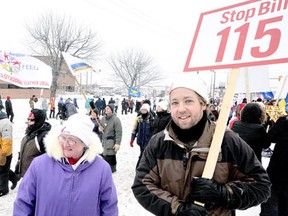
[201,68,239,178]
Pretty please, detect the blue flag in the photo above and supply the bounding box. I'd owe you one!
[260,92,274,100]
[129,87,141,97]
[62,52,96,74]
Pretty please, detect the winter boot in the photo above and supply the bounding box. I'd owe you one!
[10,175,20,190]
[111,165,117,173]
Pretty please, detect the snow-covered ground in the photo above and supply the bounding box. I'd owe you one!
[0,97,269,215]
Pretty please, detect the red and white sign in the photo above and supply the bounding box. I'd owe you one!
[184,0,288,71]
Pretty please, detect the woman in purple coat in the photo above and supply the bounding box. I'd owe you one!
[13,114,118,216]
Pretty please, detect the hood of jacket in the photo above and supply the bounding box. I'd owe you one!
[240,102,266,124]
[44,126,103,163]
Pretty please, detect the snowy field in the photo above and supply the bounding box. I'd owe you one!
[0,96,270,215]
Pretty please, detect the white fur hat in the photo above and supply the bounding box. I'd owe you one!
[140,103,150,112]
[169,74,209,103]
[157,100,168,111]
[61,114,94,146]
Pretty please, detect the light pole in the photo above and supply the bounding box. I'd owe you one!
[210,70,216,99]
[86,71,88,91]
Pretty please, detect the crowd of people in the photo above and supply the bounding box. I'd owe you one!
[0,76,288,215]
[132,74,272,215]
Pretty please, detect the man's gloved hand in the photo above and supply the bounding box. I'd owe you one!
[190,177,229,209]
[176,202,208,216]
[0,153,7,166]
[130,139,134,147]
[113,144,120,152]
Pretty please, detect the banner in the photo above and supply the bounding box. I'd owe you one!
[0,51,52,88]
[61,52,95,74]
[129,87,141,98]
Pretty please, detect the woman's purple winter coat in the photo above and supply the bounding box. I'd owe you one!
[13,126,118,216]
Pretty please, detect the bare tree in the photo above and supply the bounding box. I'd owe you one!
[108,49,163,94]
[25,12,102,97]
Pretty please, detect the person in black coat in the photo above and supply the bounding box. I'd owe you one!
[95,98,102,116]
[135,100,142,113]
[121,98,128,115]
[100,98,106,116]
[5,96,14,123]
[260,113,288,216]
[108,98,115,105]
[152,101,171,135]
[231,102,270,162]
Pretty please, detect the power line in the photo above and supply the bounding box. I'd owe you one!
[111,0,180,38]
[83,0,180,41]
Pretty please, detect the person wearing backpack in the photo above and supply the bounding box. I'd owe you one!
[16,109,52,178]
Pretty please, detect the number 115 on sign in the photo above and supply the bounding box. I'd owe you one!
[184,0,288,72]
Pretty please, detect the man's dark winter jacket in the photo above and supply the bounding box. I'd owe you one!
[231,121,270,162]
[152,111,171,135]
[132,120,271,216]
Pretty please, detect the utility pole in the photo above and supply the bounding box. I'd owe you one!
[210,70,216,99]
[213,70,216,98]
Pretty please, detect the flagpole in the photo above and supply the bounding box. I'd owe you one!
[73,76,104,132]
[61,51,103,132]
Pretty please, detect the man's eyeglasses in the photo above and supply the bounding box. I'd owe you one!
[27,118,35,121]
[58,135,82,145]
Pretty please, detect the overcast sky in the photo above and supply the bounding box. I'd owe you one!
[1,0,287,89]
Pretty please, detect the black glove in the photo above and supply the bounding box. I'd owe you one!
[190,177,229,209]
[176,202,207,216]
[14,160,20,175]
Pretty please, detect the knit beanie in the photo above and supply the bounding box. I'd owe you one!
[140,103,150,112]
[169,74,209,103]
[61,113,94,146]
[157,101,168,111]
[107,104,115,113]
